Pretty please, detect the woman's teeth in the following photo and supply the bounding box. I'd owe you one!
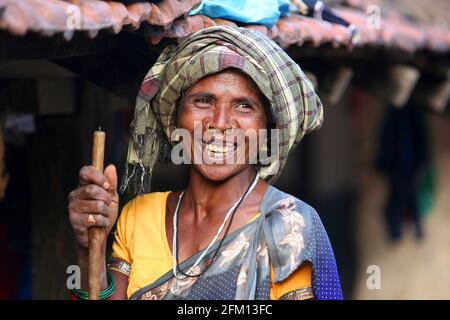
[204,142,235,158]
[206,144,229,153]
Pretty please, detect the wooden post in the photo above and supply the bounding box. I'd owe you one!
[388,65,420,109]
[88,129,105,300]
[428,78,450,113]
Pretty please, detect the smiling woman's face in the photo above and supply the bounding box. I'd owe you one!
[177,69,268,182]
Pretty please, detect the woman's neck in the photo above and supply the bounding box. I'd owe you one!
[184,167,258,221]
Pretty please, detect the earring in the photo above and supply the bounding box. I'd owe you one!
[225,123,237,134]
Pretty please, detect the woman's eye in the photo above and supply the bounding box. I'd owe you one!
[195,98,211,105]
[237,103,252,111]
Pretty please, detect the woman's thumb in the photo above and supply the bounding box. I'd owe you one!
[103,164,118,193]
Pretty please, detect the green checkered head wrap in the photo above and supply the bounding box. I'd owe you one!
[121,26,323,195]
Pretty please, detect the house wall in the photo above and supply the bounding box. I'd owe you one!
[351,91,450,299]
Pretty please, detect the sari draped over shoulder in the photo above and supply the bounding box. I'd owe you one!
[126,186,342,300]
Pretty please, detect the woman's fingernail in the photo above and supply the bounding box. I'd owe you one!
[103,182,110,189]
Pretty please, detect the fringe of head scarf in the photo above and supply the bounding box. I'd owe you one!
[120,25,323,196]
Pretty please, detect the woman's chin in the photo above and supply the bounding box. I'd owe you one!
[194,163,240,182]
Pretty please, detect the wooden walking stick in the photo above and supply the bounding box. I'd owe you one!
[88,129,105,300]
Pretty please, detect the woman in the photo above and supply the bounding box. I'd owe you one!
[68,26,342,300]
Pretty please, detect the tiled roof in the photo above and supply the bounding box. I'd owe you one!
[0,0,449,53]
[0,0,201,38]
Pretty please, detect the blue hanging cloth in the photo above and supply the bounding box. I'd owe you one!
[375,104,433,240]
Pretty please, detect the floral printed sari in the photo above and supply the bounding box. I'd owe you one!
[129,186,342,300]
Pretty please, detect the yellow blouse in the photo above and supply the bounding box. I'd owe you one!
[111,192,312,299]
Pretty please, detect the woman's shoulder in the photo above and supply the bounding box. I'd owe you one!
[120,191,171,221]
[260,186,320,226]
[260,186,323,254]
[260,186,331,283]
[260,187,342,299]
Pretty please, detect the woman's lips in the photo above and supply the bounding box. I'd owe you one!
[201,140,239,163]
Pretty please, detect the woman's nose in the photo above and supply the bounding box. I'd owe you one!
[211,104,233,131]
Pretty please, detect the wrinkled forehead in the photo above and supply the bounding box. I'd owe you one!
[182,68,266,100]
[174,46,273,100]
